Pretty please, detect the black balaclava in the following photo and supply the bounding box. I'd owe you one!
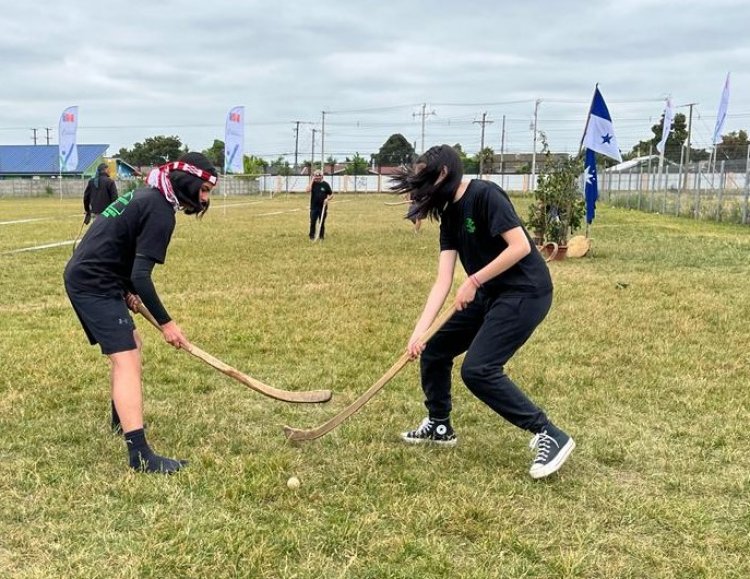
[168,152,218,215]
[93,162,108,188]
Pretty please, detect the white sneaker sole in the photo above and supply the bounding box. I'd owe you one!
[529,438,576,479]
[400,433,458,447]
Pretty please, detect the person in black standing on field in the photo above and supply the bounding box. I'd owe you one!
[391,144,575,480]
[83,162,118,224]
[64,152,218,474]
[306,169,333,240]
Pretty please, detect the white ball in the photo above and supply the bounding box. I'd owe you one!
[286,476,300,489]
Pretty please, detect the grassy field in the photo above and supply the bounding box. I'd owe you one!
[1,192,749,578]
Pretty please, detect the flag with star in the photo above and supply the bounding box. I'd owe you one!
[581,86,622,162]
[583,148,598,224]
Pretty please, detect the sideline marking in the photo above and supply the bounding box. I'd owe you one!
[0,218,47,226]
[2,240,75,255]
[255,209,301,217]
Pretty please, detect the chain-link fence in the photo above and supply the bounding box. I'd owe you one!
[602,162,750,225]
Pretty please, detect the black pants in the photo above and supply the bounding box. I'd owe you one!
[309,206,328,239]
[420,291,553,432]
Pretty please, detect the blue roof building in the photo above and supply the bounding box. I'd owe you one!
[0,144,109,178]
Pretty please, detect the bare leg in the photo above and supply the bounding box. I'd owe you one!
[110,330,144,432]
[109,330,184,473]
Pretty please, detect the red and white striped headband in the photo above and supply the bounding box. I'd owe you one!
[164,161,218,185]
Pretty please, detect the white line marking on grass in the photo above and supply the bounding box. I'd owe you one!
[0,218,48,225]
[2,240,75,254]
[221,201,265,208]
[255,209,301,217]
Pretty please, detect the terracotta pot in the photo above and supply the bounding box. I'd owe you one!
[552,245,567,260]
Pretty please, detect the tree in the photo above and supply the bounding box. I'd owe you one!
[476,147,495,174]
[453,143,479,174]
[716,130,749,160]
[345,153,369,175]
[202,139,225,169]
[269,156,292,176]
[627,113,709,163]
[244,155,269,175]
[117,135,186,167]
[371,134,416,166]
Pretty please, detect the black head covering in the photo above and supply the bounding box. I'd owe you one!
[93,162,109,187]
[169,152,218,215]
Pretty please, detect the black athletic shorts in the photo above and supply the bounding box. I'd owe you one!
[65,285,137,355]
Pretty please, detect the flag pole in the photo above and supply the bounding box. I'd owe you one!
[578,84,598,156]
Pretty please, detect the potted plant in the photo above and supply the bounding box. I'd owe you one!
[527,146,585,260]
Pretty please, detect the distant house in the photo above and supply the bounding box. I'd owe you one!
[369,165,402,176]
[0,144,109,179]
[300,164,348,176]
[106,158,141,179]
[490,152,570,174]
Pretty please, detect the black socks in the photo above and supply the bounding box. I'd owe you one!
[123,428,186,474]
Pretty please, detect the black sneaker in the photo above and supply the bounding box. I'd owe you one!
[400,417,457,447]
[528,427,575,479]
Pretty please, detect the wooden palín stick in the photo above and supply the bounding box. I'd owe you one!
[314,202,327,241]
[283,305,457,441]
[136,303,332,404]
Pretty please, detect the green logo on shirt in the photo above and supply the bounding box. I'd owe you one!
[101,191,134,218]
[464,217,476,233]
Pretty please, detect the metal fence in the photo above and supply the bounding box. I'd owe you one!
[601,162,750,225]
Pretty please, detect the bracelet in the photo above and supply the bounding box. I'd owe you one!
[470,274,482,289]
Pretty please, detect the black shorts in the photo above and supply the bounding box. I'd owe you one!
[65,285,137,355]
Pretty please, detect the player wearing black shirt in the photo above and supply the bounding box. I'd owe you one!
[306,170,333,240]
[82,163,119,222]
[64,152,218,474]
[391,144,575,480]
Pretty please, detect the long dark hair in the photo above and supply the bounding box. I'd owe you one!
[390,144,463,221]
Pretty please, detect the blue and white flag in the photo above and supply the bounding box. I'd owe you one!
[711,73,730,145]
[583,148,598,224]
[581,87,622,162]
[656,97,674,154]
[58,106,79,172]
[224,106,245,174]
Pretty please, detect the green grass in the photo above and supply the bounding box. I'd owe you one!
[1,193,749,578]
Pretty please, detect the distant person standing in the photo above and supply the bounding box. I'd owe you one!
[83,163,118,223]
[306,170,333,240]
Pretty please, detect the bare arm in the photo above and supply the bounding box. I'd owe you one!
[407,250,457,358]
[454,226,531,309]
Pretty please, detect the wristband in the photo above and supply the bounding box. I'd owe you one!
[470,274,482,289]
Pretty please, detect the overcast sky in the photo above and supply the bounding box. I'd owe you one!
[3,0,748,163]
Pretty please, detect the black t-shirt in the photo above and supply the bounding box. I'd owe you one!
[83,175,118,214]
[64,187,176,296]
[439,180,553,297]
[310,180,332,209]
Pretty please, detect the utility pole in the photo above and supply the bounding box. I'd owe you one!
[473,112,493,177]
[293,121,301,169]
[321,111,326,175]
[311,128,317,175]
[31,128,38,145]
[530,99,541,191]
[45,128,52,145]
[413,103,436,154]
[500,114,506,189]
[680,102,698,192]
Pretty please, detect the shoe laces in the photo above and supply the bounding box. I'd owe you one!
[412,417,435,436]
[529,431,559,463]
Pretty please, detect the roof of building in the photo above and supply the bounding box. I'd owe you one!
[0,144,109,175]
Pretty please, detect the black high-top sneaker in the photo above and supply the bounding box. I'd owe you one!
[528,424,575,479]
[400,417,457,447]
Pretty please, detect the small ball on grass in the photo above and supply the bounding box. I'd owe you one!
[287,476,300,490]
